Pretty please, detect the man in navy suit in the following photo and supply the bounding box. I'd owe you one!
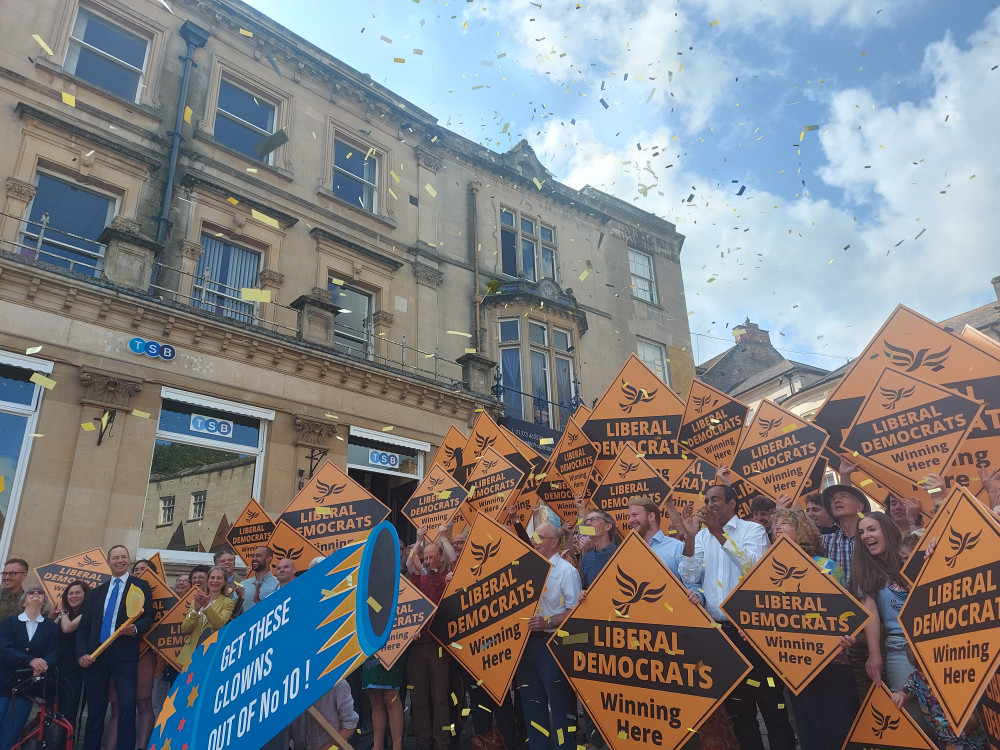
[77,545,154,750]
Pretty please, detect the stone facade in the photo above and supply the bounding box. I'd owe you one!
[0,0,691,566]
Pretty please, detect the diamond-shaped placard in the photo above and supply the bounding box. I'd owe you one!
[401,463,469,543]
[550,415,599,497]
[376,576,438,670]
[720,535,869,694]
[842,682,937,750]
[465,447,525,521]
[591,445,673,536]
[226,498,275,568]
[677,379,748,467]
[899,486,1000,734]
[843,367,983,490]
[548,534,752,750]
[428,513,550,705]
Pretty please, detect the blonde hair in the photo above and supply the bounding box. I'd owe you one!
[770,508,822,556]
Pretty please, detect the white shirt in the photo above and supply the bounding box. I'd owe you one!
[537,553,582,632]
[103,573,129,623]
[679,515,770,621]
[18,611,45,641]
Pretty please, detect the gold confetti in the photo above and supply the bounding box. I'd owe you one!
[424,183,437,197]
[367,596,382,613]
[539,437,553,445]
[25,346,42,355]
[240,288,271,303]
[382,426,394,432]
[250,208,280,229]
[446,330,472,338]
[239,28,253,37]
[532,722,550,737]
[131,410,151,419]
[81,422,96,432]
[184,106,192,124]
[709,19,720,26]
[390,170,400,183]
[61,92,76,107]
[578,525,595,536]
[30,373,56,390]
[226,197,239,205]
[32,34,54,55]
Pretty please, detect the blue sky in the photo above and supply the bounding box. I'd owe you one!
[245,0,1000,370]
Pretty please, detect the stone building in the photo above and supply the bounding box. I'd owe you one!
[0,0,692,566]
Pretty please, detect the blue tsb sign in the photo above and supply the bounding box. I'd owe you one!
[129,337,176,361]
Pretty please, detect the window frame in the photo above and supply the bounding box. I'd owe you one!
[636,338,670,385]
[331,134,380,214]
[628,248,659,305]
[214,77,278,164]
[499,207,558,283]
[159,496,175,525]
[0,351,53,563]
[328,280,375,360]
[20,170,118,278]
[138,387,273,566]
[496,318,576,429]
[190,490,207,521]
[192,233,262,324]
[64,6,151,104]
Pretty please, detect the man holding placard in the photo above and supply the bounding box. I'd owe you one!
[77,545,154,750]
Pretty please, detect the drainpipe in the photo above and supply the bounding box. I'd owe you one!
[469,181,482,351]
[156,20,211,247]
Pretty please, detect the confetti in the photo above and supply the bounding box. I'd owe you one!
[390,170,400,183]
[250,209,280,229]
[239,28,253,37]
[367,596,382,613]
[578,525,595,536]
[131,410,151,419]
[532,722,550,737]
[61,92,76,107]
[81,422,96,432]
[30,373,56,390]
[709,19,720,26]
[226,197,239,205]
[25,346,42,355]
[32,34,54,56]
[446,330,472,338]
[254,128,289,159]
[424,183,437,197]
[382,426,394,432]
[184,106,192,124]
[539,437,553,445]
[241,288,271,303]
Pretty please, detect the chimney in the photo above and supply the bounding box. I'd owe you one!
[992,275,1000,301]
[732,319,771,345]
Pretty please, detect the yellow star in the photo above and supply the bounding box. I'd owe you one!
[186,684,199,707]
[162,739,172,750]
[154,690,177,737]
[200,630,219,653]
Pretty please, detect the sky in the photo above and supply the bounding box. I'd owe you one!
[243,0,1000,371]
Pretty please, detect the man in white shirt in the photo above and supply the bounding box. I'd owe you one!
[515,523,581,750]
[677,484,796,750]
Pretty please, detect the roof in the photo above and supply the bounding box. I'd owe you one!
[697,339,787,393]
[729,358,828,398]
[939,300,1000,334]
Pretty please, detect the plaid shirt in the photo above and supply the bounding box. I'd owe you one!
[822,527,855,587]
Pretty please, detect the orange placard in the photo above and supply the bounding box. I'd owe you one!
[981,671,1000,750]
[677,380,748,467]
[720,536,869,694]
[548,534,752,750]
[143,589,197,671]
[279,460,390,553]
[267,520,327,576]
[842,682,937,750]
[34,548,111,607]
[375,576,438,670]
[466,447,526,521]
[843,367,983,491]
[797,455,828,502]
[590,445,673,536]
[462,412,534,479]
[901,486,962,585]
[549,416,599,498]
[401,463,469,542]
[813,305,1000,503]
[535,467,583,523]
[430,424,470,484]
[450,503,475,540]
[135,566,179,657]
[226,499,275,568]
[428,513,551,705]
[581,354,693,488]
[729,399,828,501]
[899,486,1000,733]
[146,552,165,578]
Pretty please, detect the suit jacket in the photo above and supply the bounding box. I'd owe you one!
[0,614,60,695]
[76,575,154,662]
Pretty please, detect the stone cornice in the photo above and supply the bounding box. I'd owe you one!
[0,255,491,417]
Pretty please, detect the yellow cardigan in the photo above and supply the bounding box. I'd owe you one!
[178,594,235,669]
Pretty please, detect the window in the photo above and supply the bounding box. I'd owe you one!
[19,173,116,277]
[0,351,51,562]
[637,338,669,383]
[139,388,273,558]
[328,281,374,359]
[192,234,261,323]
[190,491,206,520]
[333,137,378,212]
[499,208,557,282]
[160,496,175,525]
[214,79,276,163]
[66,9,148,102]
[497,319,576,428]
[628,248,658,304]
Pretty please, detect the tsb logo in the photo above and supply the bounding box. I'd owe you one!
[128,337,176,361]
[190,414,234,438]
[368,450,399,468]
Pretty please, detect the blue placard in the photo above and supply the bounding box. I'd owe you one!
[151,522,400,750]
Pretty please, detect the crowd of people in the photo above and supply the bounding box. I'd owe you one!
[1,457,998,750]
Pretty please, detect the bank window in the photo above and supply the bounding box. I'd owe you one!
[19,173,116,278]
[160,496,175,525]
[637,338,669,384]
[496,319,575,429]
[0,351,52,562]
[215,79,276,163]
[193,234,261,323]
[333,136,379,213]
[628,248,658,304]
[499,208,558,282]
[328,280,374,359]
[139,388,273,559]
[66,9,149,103]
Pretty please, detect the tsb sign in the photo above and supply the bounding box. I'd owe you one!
[368,449,400,469]
[190,414,234,438]
[128,337,176,361]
